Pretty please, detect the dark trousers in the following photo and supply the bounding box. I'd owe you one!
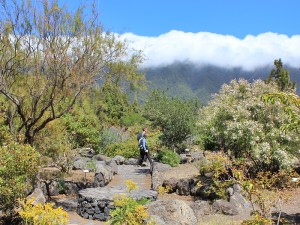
[137,149,153,165]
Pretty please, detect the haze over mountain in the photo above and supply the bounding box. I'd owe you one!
[120,31,300,104]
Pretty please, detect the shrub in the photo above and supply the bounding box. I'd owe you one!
[108,180,151,225]
[241,213,273,225]
[105,138,139,159]
[198,79,300,171]
[120,112,146,127]
[62,113,102,153]
[99,128,122,151]
[19,199,69,225]
[34,119,74,172]
[144,90,200,149]
[0,143,40,214]
[196,151,234,199]
[157,149,180,167]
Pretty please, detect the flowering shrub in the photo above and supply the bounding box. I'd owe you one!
[19,199,69,225]
[108,180,152,225]
[198,79,299,171]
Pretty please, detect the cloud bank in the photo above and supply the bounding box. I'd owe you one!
[120,30,300,71]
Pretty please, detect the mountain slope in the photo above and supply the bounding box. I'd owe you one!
[143,63,300,104]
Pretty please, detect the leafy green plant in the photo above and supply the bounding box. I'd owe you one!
[144,90,200,150]
[105,138,140,159]
[99,127,124,152]
[0,143,40,214]
[241,213,273,225]
[57,179,67,195]
[108,180,152,225]
[62,113,102,153]
[197,151,234,199]
[156,149,180,167]
[120,112,146,127]
[84,160,97,172]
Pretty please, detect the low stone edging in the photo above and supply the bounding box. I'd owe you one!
[77,186,157,221]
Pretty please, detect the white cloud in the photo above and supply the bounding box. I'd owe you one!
[120,30,300,70]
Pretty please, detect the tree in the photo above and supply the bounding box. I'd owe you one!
[144,90,200,150]
[266,58,296,91]
[0,0,145,145]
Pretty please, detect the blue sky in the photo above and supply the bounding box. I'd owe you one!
[59,0,300,69]
[60,0,300,38]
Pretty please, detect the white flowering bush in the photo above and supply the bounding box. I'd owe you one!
[198,79,299,170]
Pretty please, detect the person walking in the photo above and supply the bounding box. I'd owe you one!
[137,127,153,170]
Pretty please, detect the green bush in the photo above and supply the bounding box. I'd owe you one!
[144,90,200,149]
[120,112,146,127]
[62,113,102,153]
[0,143,40,214]
[157,150,180,167]
[105,138,139,159]
[99,127,124,152]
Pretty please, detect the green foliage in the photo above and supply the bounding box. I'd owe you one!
[0,143,40,213]
[108,180,152,225]
[105,138,140,159]
[266,58,296,91]
[263,92,300,132]
[0,106,13,146]
[144,90,200,149]
[196,151,234,199]
[120,112,146,127]
[62,113,102,153]
[0,0,144,145]
[99,127,124,152]
[156,149,180,167]
[99,81,131,124]
[34,119,74,172]
[198,79,300,171]
[241,213,273,225]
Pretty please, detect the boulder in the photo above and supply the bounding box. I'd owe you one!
[176,178,193,196]
[229,192,251,208]
[93,154,108,162]
[147,199,197,225]
[78,147,95,158]
[112,155,125,165]
[94,162,113,187]
[106,159,118,175]
[212,199,239,215]
[124,158,138,165]
[162,178,178,193]
[188,200,212,219]
[73,157,91,170]
[27,188,46,205]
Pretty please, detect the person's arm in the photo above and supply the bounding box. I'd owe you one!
[142,138,148,152]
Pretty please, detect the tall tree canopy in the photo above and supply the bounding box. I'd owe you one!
[0,0,144,145]
[266,58,296,91]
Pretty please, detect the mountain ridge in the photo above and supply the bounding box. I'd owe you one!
[143,62,300,104]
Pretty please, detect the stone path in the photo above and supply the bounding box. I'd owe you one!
[108,165,152,189]
[67,164,152,225]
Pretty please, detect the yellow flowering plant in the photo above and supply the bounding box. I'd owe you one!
[19,198,69,225]
[108,180,153,225]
